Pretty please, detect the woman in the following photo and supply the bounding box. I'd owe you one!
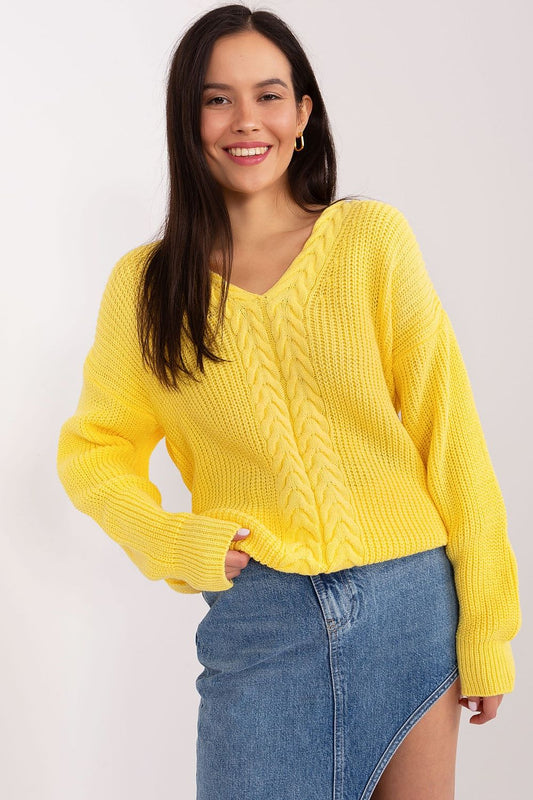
[56,4,521,799]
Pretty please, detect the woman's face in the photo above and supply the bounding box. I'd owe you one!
[200,30,312,200]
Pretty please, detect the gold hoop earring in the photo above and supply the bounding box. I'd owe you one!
[294,132,305,151]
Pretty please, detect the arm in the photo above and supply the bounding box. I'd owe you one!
[386,208,521,697]
[56,246,240,593]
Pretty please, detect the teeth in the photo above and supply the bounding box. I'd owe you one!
[227,146,269,156]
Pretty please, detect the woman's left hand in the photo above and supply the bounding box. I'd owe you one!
[459,694,504,724]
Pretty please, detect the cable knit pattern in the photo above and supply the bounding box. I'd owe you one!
[56,198,521,696]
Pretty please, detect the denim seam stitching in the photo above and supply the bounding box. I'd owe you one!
[331,630,346,800]
[309,574,345,800]
[359,663,459,800]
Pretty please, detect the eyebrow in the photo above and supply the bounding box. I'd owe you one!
[202,78,289,92]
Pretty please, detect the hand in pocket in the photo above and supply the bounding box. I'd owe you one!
[225,528,251,581]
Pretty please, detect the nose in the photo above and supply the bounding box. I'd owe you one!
[231,98,260,133]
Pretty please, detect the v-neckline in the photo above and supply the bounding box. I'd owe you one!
[209,200,349,303]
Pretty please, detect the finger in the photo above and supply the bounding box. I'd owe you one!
[226,551,250,568]
[469,696,499,725]
[232,527,250,541]
[464,695,481,711]
[225,554,250,580]
[458,698,478,714]
[225,562,244,577]
[458,696,480,713]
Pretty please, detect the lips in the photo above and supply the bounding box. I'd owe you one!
[223,145,273,166]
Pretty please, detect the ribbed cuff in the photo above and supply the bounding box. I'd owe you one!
[456,637,516,696]
[172,514,242,591]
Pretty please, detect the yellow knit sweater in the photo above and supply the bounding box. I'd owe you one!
[57,198,521,697]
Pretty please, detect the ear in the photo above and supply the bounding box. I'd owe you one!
[297,94,313,133]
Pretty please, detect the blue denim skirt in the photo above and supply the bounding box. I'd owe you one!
[194,545,459,800]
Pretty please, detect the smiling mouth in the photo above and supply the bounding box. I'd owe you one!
[224,145,272,153]
[222,145,273,165]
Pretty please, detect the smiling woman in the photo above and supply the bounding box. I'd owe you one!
[56,4,521,800]
[199,31,314,219]
[198,28,335,298]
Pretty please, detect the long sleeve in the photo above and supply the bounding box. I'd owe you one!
[56,247,241,593]
[388,210,521,697]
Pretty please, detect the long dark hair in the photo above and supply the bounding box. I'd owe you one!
[137,3,357,389]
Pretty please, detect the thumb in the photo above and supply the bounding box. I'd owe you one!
[467,696,481,710]
[233,527,250,539]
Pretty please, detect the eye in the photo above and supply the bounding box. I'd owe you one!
[205,96,228,106]
[205,93,282,106]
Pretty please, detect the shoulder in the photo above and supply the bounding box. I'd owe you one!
[102,240,162,300]
[340,197,421,261]
[94,241,161,337]
[345,197,413,234]
[110,240,161,282]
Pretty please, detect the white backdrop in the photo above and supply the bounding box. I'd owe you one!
[1,0,531,797]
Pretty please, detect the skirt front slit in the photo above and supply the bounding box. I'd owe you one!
[194,545,459,800]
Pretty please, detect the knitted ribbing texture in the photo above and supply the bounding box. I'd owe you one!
[56,198,521,697]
